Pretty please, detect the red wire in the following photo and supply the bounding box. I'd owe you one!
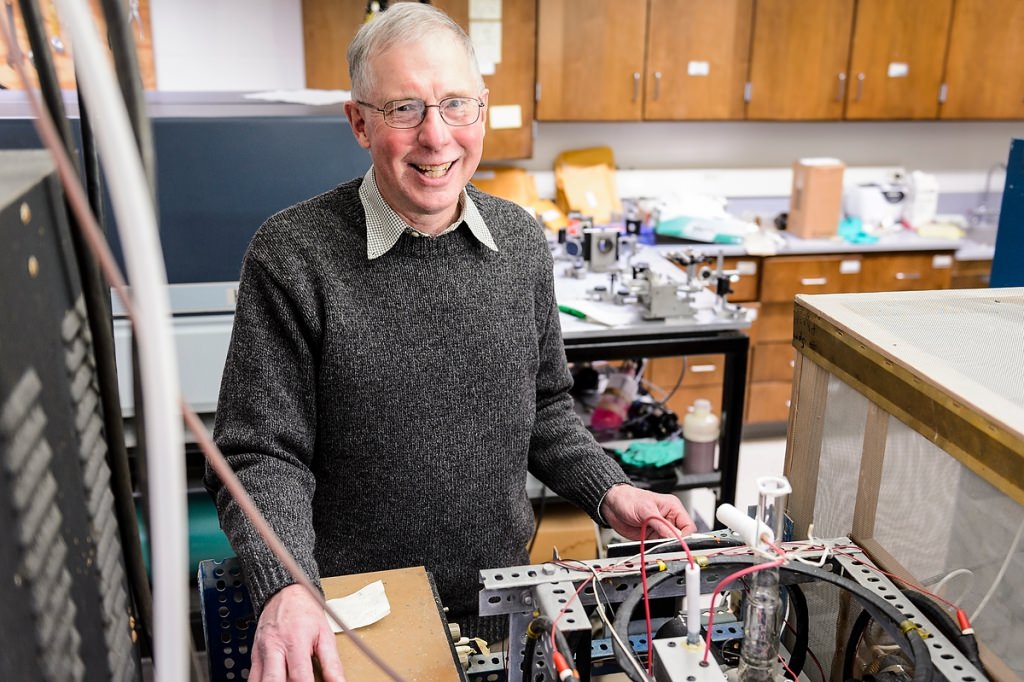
[701,558,786,664]
[779,654,799,680]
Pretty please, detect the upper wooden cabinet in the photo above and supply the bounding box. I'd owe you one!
[301,0,535,160]
[535,0,648,121]
[746,0,855,120]
[940,0,1024,120]
[844,0,953,120]
[644,0,753,120]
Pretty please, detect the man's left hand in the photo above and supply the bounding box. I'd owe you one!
[600,484,698,541]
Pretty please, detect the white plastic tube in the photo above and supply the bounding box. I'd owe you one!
[716,503,774,549]
[54,1,188,678]
[685,562,701,644]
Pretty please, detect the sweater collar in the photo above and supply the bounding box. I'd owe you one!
[359,168,499,260]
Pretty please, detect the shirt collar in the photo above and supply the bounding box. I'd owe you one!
[359,167,498,259]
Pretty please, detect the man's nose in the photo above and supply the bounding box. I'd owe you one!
[417,106,451,147]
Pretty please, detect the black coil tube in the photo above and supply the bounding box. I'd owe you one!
[16,0,74,151]
[611,557,934,682]
[900,589,985,675]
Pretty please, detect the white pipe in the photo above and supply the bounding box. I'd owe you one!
[54,1,189,678]
[685,563,701,645]
[716,503,774,549]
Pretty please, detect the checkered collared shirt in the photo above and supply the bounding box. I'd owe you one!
[358,167,499,260]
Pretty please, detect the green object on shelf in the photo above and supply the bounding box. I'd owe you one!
[616,439,683,468]
[136,492,234,576]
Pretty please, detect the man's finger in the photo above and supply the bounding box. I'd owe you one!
[315,630,347,682]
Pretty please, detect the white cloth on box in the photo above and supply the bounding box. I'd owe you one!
[323,580,391,633]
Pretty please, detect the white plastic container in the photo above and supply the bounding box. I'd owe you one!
[682,399,719,474]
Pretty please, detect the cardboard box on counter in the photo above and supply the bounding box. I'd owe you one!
[788,158,845,239]
[528,503,598,564]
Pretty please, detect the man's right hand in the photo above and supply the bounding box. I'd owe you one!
[249,583,347,682]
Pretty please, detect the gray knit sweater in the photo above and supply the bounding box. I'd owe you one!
[206,178,629,626]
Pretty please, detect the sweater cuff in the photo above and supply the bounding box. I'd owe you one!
[240,557,322,617]
[595,482,632,528]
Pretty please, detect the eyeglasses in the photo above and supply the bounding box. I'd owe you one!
[356,97,485,129]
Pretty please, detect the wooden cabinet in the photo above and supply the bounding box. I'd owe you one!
[860,252,953,292]
[536,0,647,121]
[647,355,726,418]
[745,250,956,424]
[644,0,753,120]
[301,0,536,160]
[951,259,992,289]
[746,0,855,120]
[940,0,1024,120]
[844,0,953,120]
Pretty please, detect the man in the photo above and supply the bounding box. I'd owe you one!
[207,4,696,681]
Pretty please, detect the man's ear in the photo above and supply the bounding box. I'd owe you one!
[344,101,372,149]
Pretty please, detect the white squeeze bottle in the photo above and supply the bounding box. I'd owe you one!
[682,399,719,474]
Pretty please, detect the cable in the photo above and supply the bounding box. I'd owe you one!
[16,0,73,152]
[970,513,1024,623]
[97,0,155,196]
[784,584,809,679]
[901,589,985,674]
[926,568,974,606]
[47,1,187,677]
[2,23,408,682]
[528,485,547,556]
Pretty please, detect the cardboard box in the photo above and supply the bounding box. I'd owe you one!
[788,158,845,239]
[529,503,598,564]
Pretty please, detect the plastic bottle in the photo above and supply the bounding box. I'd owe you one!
[682,399,719,474]
[590,365,638,431]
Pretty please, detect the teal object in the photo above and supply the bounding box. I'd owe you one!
[617,439,684,468]
[136,492,234,576]
[837,216,879,244]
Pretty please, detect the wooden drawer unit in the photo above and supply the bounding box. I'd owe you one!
[724,257,760,302]
[951,259,992,289]
[751,342,796,383]
[746,381,793,424]
[646,355,725,420]
[860,252,954,292]
[760,255,863,302]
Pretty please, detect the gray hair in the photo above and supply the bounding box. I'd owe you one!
[347,3,485,101]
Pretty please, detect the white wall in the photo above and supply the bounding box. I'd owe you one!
[150,0,305,91]
[146,0,1021,187]
[529,121,1022,183]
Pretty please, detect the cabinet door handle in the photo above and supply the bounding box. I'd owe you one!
[855,73,865,102]
[653,71,662,100]
[895,272,922,280]
[800,277,828,286]
[633,72,641,102]
[690,364,717,373]
[835,72,846,101]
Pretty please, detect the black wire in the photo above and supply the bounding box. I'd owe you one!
[19,0,156,659]
[97,0,156,197]
[16,0,74,154]
[844,608,873,681]
[785,584,809,679]
[527,485,547,556]
[900,589,986,675]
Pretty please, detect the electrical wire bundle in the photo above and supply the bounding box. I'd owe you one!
[533,530,992,682]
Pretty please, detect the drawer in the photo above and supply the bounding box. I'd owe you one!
[752,342,797,383]
[723,258,760,302]
[756,302,795,343]
[760,255,863,302]
[860,253,954,292]
[646,355,725,391]
[951,259,992,289]
[746,381,794,424]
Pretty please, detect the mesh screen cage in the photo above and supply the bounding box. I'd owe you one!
[786,289,1024,681]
